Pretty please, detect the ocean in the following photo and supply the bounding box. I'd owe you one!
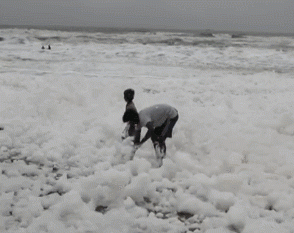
[1,26,294,76]
[1,26,294,232]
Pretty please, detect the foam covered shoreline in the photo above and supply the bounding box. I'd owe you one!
[1,28,294,232]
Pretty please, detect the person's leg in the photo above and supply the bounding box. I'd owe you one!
[121,123,130,140]
[151,133,166,166]
[122,122,137,140]
[128,122,136,137]
[162,114,179,138]
[156,141,166,167]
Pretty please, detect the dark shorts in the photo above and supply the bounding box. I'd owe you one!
[128,122,136,137]
[152,114,179,142]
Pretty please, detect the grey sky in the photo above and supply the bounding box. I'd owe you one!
[0,0,293,33]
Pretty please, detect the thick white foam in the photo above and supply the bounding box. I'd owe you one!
[1,28,294,232]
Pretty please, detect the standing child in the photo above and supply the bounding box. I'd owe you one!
[122,89,137,139]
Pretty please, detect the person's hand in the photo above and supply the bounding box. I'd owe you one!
[134,142,141,146]
[157,136,165,143]
[134,142,142,150]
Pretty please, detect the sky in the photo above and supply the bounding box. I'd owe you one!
[0,0,294,33]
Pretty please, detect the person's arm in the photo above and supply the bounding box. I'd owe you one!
[139,122,154,145]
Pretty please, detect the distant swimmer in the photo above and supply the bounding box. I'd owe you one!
[123,104,179,166]
[0,127,4,130]
[48,45,51,50]
[41,46,45,49]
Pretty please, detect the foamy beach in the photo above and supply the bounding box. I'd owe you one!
[1,28,294,232]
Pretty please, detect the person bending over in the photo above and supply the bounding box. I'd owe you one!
[123,104,178,165]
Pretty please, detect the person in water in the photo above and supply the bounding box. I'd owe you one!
[123,104,179,165]
[122,89,137,139]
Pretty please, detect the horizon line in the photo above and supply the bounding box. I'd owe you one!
[1,24,293,36]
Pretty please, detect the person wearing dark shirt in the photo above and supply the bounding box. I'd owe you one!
[122,89,137,139]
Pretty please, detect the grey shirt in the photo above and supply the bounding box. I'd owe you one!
[137,104,178,129]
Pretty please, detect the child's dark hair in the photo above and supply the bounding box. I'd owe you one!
[123,109,139,124]
[124,89,135,102]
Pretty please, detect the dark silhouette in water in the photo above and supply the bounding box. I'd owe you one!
[48,45,51,50]
[41,46,45,49]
